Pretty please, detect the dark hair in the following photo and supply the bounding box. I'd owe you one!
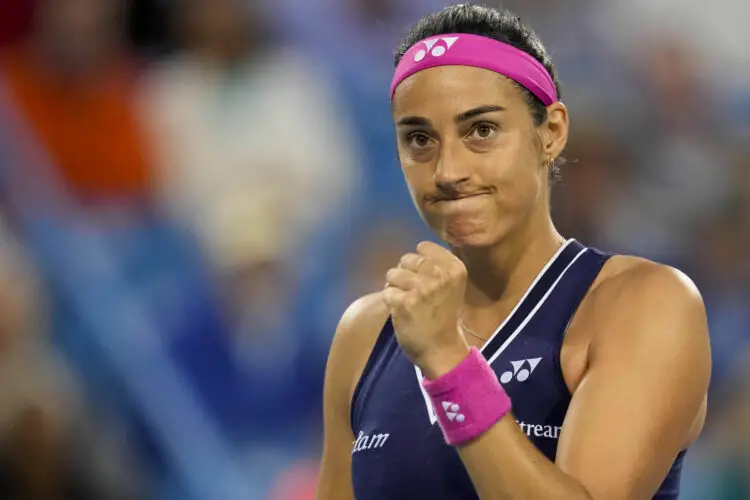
[395,3,563,182]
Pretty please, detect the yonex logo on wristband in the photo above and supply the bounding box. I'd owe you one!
[441,401,465,423]
[421,348,512,446]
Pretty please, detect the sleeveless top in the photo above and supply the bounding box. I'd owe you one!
[350,239,686,499]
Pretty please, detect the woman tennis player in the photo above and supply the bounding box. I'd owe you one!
[316,4,710,499]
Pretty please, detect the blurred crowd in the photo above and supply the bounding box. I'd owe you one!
[0,0,746,499]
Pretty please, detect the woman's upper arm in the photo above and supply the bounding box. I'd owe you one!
[555,263,711,500]
[316,293,389,500]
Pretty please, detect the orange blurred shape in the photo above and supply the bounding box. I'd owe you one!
[1,44,152,203]
[268,461,319,500]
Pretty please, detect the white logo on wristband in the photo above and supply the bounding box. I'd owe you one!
[442,401,465,423]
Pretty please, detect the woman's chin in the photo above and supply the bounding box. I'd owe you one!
[442,224,500,249]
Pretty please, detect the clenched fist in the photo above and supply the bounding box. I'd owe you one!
[382,241,471,378]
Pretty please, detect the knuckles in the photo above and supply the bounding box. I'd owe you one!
[398,253,417,268]
[381,287,397,307]
[424,261,444,280]
[401,293,420,311]
[446,263,467,283]
[413,280,434,300]
[415,241,440,254]
[384,249,467,312]
[385,267,399,284]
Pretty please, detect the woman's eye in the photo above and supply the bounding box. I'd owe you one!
[408,133,431,148]
[470,123,497,140]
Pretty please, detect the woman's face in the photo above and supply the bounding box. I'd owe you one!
[392,64,568,249]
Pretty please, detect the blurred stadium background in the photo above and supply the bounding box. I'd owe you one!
[0,0,746,498]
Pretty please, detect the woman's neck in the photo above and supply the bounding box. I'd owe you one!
[455,216,565,332]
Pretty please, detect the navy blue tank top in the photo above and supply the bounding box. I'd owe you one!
[350,239,686,499]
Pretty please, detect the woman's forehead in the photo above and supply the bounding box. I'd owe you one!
[392,66,524,118]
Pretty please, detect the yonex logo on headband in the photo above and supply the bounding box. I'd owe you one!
[390,33,558,105]
[414,36,459,62]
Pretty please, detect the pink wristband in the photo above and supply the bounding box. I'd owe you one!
[422,347,512,446]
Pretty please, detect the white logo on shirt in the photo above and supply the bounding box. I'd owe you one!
[352,430,390,454]
[500,357,543,384]
[516,420,562,440]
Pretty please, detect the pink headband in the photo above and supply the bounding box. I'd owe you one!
[390,33,557,105]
